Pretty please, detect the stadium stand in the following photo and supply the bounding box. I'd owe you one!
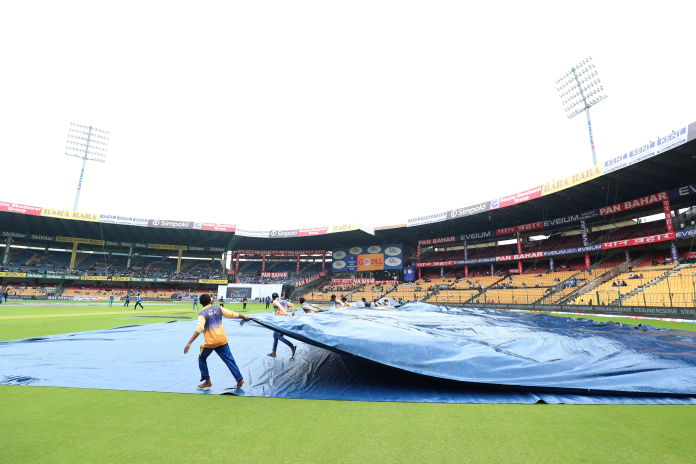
[621,264,696,307]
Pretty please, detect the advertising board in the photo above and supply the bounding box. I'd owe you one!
[331,244,403,273]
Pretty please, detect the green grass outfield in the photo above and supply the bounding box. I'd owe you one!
[1,301,695,463]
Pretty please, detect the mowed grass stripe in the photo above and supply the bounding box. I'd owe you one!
[1,386,695,464]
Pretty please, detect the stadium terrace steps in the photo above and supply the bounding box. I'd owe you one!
[621,263,696,307]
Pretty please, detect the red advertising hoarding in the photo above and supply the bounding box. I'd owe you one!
[330,278,376,284]
[261,272,288,278]
[294,272,326,287]
[599,192,668,216]
[0,201,42,216]
[194,222,237,232]
[601,232,675,250]
[489,186,542,210]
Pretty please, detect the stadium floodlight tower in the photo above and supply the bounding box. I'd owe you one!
[555,56,607,165]
[65,123,109,211]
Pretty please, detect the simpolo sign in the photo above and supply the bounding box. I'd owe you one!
[147,219,192,229]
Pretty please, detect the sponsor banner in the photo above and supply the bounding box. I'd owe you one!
[581,220,588,246]
[549,256,555,271]
[461,230,496,241]
[56,236,105,246]
[237,223,359,237]
[1,231,56,242]
[404,266,416,282]
[299,227,328,236]
[453,257,496,265]
[544,244,602,256]
[147,219,192,229]
[447,202,489,221]
[330,278,375,285]
[602,232,675,250]
[489,186,542,210]
[685,252,696,260]
[326,223,360,234]
[509,269,520,274]
[41,208,99,222]
[47,296,99,301]
[494,251,545,262]
[463,239,468,260]
[670,242,679,262]
[227,270,236,275]
[99,214,149,227]
[603,153,630,174]
[357,254,383,271]
[604,141,659,174]
[663,199,674,233]
[627,141,658,166]
[420,244,604,267]
[226,287,252,300]
[161,278,197,283]
[456,303,696,320]
[148,243,187,251]
[25,273,73,280]
[676,229,696,239]
[0,272,27,278]
[418,236,457,246]
[332,244,403,273]
[192,222,236,232]
[0,201,42,216]
[187,246,226,253]
[599,191,667,216]
[416,261,455,268]
[270,229,299,238]
[199,279,228,284]
[584,252,591,268]
[496,222,544,236]
[375,280,399,284]
[79,275,131,281]
[130,277,170,283]
[542,164,604,196]
[407,212,448,228]
[106,241,136,248]
[237,250,325,256]
[656,127,688,155]
[295,272,326,287]
[261,272,288,278]
[669,182,696,199]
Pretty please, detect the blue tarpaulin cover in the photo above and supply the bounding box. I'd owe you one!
[1,303,695,404]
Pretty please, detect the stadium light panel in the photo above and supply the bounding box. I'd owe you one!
[554,56,608,165]
[64,123,110,211]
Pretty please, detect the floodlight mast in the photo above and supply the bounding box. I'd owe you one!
[65,123,109,211]
[555,57,607,165]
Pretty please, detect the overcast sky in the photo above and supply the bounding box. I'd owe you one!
[1,1,694,232]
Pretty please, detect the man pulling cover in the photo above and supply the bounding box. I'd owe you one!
[184,293,251,389]
[267,293,297,358]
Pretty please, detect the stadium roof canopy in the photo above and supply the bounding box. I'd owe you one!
[375,123,696,246]
[1,122,695,252]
